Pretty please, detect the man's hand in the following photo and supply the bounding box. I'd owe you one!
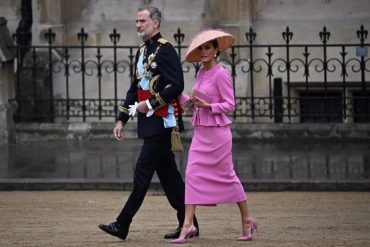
[113,121,124,140]
[137,101,149,113]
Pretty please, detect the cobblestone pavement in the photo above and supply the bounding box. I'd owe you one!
[1,191,370,247]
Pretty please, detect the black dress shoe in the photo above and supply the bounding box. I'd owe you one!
[164,227,200,239]
[98,222,128,240]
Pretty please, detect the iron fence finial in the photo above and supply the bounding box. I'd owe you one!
[282,27,293,44]
[77,28,89,44]
[356,25,368,45]
[109,28,121,44]
[245,27,256,44]
[173,28,185,45]
[319,26,330,44]
[44,28,56,45]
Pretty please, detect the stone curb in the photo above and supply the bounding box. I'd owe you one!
[11,122,370,143]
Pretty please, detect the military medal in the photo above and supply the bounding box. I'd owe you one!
[143,62,153,80]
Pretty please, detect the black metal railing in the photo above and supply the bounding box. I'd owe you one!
[8,25,370,123]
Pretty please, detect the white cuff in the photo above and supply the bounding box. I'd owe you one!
[145,99,153,110]
[146,109,154,117]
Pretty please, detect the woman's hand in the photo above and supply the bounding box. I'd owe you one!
[193,97,211,109]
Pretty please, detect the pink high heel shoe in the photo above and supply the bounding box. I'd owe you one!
[170,226,198,244]
[237,218,258,241]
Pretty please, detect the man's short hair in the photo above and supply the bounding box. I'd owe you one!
[138,5,162,27]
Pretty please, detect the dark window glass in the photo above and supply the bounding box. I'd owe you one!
[300,92,342,123]
[352,92,370,123]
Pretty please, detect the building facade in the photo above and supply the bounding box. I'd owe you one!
[1,0,370,144]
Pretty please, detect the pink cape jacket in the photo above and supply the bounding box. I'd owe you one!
[180,65,235,127]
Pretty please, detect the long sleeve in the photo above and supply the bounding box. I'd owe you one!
[156,44,184,101]
[210,69,235,114]
[147,41,184,110]
[118,33,184,138]
[191,65,234,127]
[117,51,140,123]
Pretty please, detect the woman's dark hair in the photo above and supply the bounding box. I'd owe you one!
[211,39,220,57]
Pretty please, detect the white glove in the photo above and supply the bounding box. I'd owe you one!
[128,102,138,117]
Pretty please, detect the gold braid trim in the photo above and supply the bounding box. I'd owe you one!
[154,93,166,109]
[149,75,160,95]
[148,92,167,110]
[118,106,129,115]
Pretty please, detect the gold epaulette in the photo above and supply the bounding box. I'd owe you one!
[158,38,168,44]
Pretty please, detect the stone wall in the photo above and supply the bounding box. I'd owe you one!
[12,121,370,143]
[4,0,370,44]
[0,61,15,145]
[23,0,370,99]
[26,0,370,45]
[0,0,20,32]
[1,0,370,143]
[0,16,16,145]
[3,0,369,56]
[253,0,370,43]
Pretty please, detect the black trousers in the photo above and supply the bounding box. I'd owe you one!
[116,134,197,229]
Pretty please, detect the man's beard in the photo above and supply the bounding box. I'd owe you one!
[137,30,146,38]
[137,26,153,39]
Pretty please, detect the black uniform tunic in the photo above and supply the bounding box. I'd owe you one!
[115,33,189,229]
[117,32,184,137]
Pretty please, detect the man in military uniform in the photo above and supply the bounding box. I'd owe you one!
[98,5,198,240]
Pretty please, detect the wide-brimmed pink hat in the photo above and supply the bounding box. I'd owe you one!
[185,29,235,63]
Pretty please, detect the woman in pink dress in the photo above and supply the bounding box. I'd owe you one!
[170,29,257,244]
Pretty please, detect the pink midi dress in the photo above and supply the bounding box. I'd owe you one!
[185,64,247,205]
